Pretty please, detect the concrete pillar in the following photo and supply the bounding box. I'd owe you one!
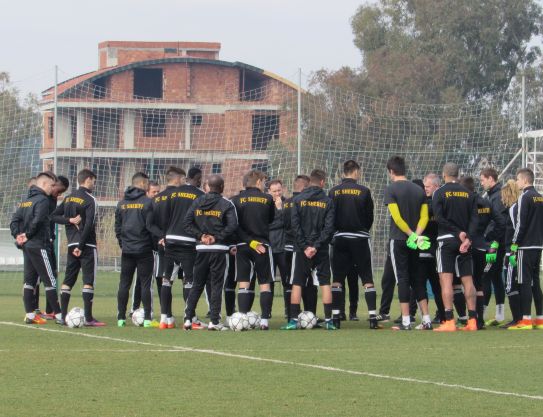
[76,111,85,149]
[184,111,191,150]
[57,112,71,148]
[123,110,135,149]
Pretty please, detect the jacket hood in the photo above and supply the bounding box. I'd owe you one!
[124,186,146,200]
[299,186,326,201]
[200,192,222,210]
[28,185,46,199]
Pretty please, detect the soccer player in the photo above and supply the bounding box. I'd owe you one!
[433,162,479,332]
[281,169,336,330]
[268,180,289,312]
[459,176,504,329]
[421,173,445,323]
[162,167,205,329]
[508,168,543,330]
[150,167,185,329]
[52,169,105,326]
[231,170,275,330]
[183,175,238,330]
[384,156,432,331]
[10,171,62,324]
[479,167,508,326]
[329,160,377,329]
[501,179,522,328]
[34,175,71,319]
[115,172,161,328]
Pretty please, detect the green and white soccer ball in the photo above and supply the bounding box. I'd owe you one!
[229,312,249,331]
[66,307,85,328]
[131,308,145,327]
[298,311,317,329]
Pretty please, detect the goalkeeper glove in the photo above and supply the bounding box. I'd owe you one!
[249,240,262,251]
[406,233,418,250]
[509,244,518,267]
[416,235,431,251]
[485,241,499,264]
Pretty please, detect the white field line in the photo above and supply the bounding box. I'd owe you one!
[2,321,543,401]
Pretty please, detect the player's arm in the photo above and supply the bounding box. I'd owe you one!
[182,199,202,240]
[217,202,239,241]
[486,203,505,244]
[415,203,429,235]
[145,200,164,243]
[467,195,479,240]
[387,203,413,236]
[26,199,48,239]
[367,190,374,231]
[78,199,96,250]
[291,200,308,250]
[314,200,336,250]
[512,193,530,245]
[268,196,275,224]
[50,200,70,225]
[114,203,122,248]
[9,206,23,238]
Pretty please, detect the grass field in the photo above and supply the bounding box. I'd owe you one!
[1,271,543,417]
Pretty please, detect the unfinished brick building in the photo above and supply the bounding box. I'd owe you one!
[40,41,298,200]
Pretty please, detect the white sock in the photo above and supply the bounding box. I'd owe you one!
[161,314,167,323]
[402,315,411,326]
[483,304,488,320]
[496,304,504,321]
[523,315,532,320]
[422,314,431,324]
[26,312,35,319]
[260,318,268,326]
[368,310,376,316]
[55,313,62,320]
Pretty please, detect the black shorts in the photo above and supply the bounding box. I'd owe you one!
[164,244,195,283]
[235,244,274,284]
[153,247,166,278]
[332,237,373,285]
[63,246,97,287]
[290,249,331,287]
[436,238,473,277]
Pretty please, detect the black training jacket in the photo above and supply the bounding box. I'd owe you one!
[10,186,51,249]
[183,192,238,253]
[283,192,299,251]
[512,186,543,249]
[484,182,507,245]
[269,197,286,253]
[52,186,97,250]
[328,178,373,238]
[231,187,274,245]
[291,186,335,251]
[472,193,504,251]
[115,187,161,254]
[505,203,517,250]
[165,184,204,246]
[152,185,177,243]
[432,182,478,241]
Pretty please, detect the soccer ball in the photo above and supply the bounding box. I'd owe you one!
[298,311,317,329]
[229,312,249,331]
[246,311,261,329]
[66,307,85,328]
[131,308,145,327]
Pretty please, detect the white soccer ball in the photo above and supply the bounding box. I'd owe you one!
[131,308,145,327]
[298,311,317,329]
[246,311,261,329]
[66,307,85,328]
[229,312,249,331]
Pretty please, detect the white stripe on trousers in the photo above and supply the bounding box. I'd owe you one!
[40,249,56,288]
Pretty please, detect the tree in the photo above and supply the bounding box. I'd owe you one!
[344,0,543,103]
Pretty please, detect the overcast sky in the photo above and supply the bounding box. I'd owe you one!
[1,0,367,97]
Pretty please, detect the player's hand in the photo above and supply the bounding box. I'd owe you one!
[304,247,317,259]
[509,244,518,267]
[201,234,211,245]
[486,241,499,263]
[459,239,471,253]
[249,240,266,254]
[158,238,165,247]
[416,235,431,250]
[274,198,283,210]
[229,246,237,256]
[459,231,467,242]
[406,233,418,250]
[16,234,27,245]
[72,248,82,257]
[204,235,216,245]
[69,215,81,225]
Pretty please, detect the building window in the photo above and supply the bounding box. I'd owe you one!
[240,69,265,101]
[251,161,268,173]
[191,115,203,126]
[133,68,163,99]
[48,116,54,139]
[91,111,120,149]
[93,78,106,99]
[143,112,166,137]
[70,115,77,148]
[252,114,279,150]
[212,163,222,174]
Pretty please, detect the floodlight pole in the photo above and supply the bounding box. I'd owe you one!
[521,72,526,168]
[297,68,302,175]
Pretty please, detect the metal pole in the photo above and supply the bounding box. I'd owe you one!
[54,65,58,172]
[522,73,526,167]
[297,68,302,175]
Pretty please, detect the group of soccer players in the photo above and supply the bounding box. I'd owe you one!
[11,155,543,331]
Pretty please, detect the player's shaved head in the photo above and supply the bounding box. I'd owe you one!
[293,175,309,192]
[207,174,224,193]
[458,176,475,193]
[442,162,459,179]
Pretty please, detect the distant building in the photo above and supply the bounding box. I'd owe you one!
[40,41,298,200]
